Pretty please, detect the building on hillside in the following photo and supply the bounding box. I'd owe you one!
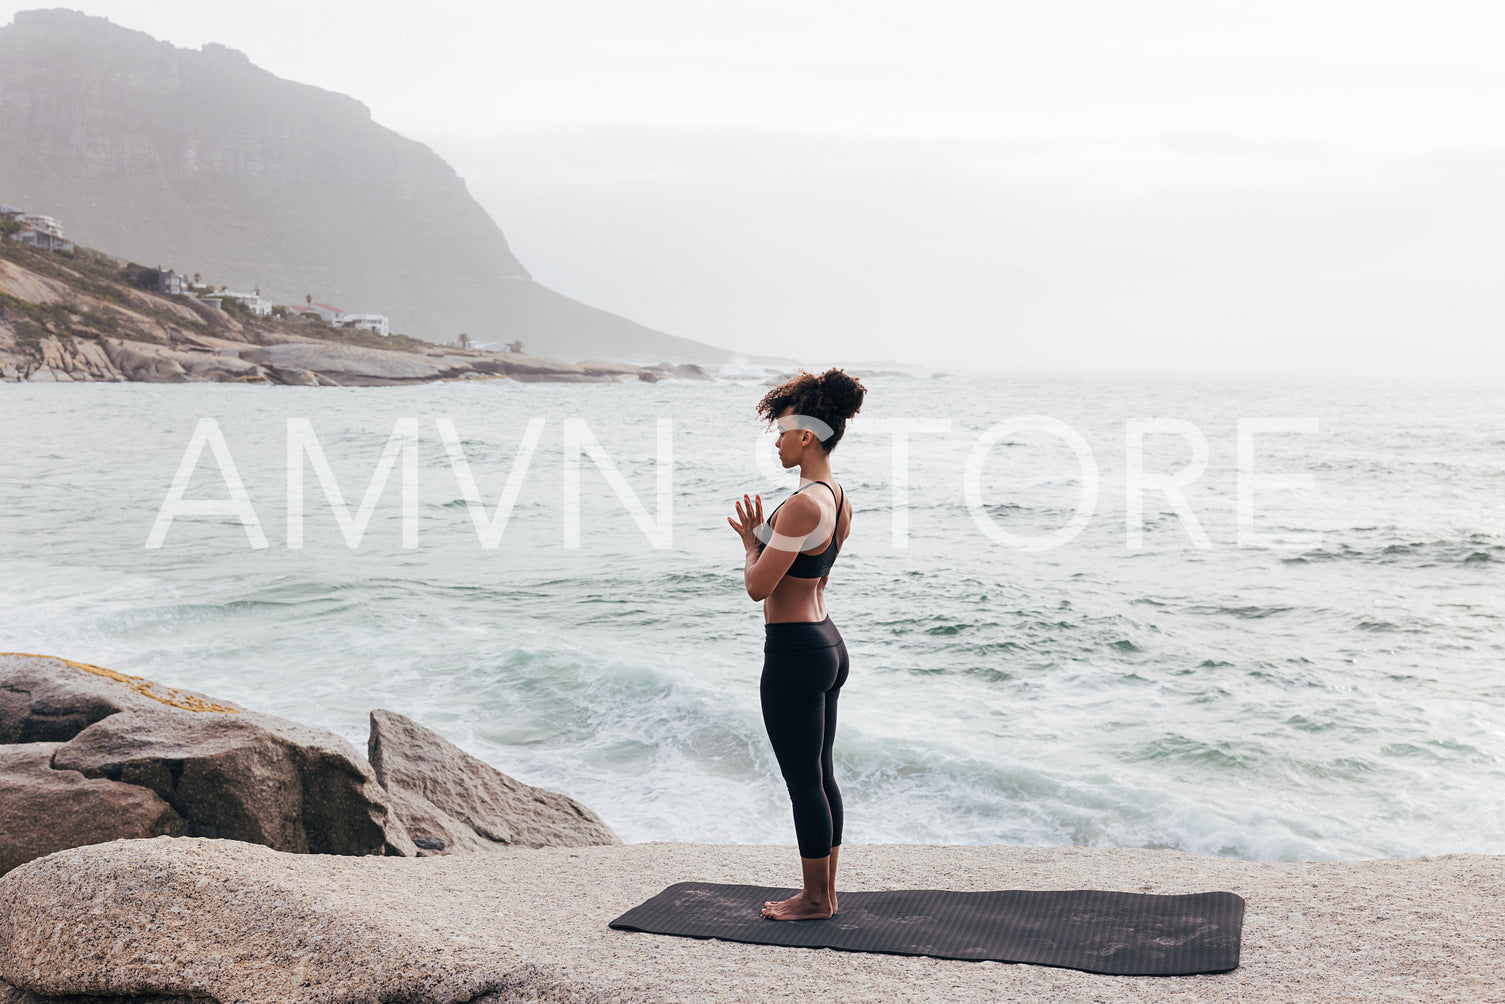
[286,301,344,324]
[0,204,24,221]
[20,215,62,237]
[282,301,389,336]
[154,270,189,295]
[340,313,390,336]
[218,290,273,316]
[10,229,74,253]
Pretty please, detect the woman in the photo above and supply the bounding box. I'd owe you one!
[727,367,866,921]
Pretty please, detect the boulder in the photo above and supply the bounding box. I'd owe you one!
[177,348,266,382]
[493,351,586,377]
[104,338,270,383]
[0,655,620,871]
[1,654,414,859]
[0,743,187,875]
[53,707,416,858]
[576,358,644,377]
[0,652,243,744]
[101,339,194,382]
[240,342,442,385]
[417,349,508,379]
[369,709,619,852]
[493,352,622,382]
[0,838,530,1004]
[377,782,495,855]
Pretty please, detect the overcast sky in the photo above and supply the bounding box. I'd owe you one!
[7,1,1504,377]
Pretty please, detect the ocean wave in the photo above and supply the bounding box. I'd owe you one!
[1289,532,1503,566]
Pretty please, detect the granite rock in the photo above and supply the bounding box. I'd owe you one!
[369,708,620,852]
[0,838,522,1004]
[0,653,243,744]
[0,743,188,876]
[239,342,443,385]
[52,707,415,858]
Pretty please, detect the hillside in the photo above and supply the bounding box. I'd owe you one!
[0,230,725,385]
[0,8,734,363]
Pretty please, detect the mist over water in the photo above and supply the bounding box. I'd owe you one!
[2,372,1501,861]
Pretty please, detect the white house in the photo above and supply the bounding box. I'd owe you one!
[11,229,74,252]
[340,313,390,336]
[287,301,344,323]
[218,290,273,316]
[285,302,389,335]
[20,215,62,237]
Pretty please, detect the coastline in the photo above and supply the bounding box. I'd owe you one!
[2,838,1497,1003]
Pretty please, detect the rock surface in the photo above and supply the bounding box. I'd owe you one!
[369,708,620,852]
[0,653,242,744]
[0,838,544,1004]
[1,837,1501,1004]
[0,743,187,875]
[0,654,622,878]
[0,653,415,871]
[240,342,445,385]
[0,986,194,1004]
[105,339,266,383]
[53,708,414,858]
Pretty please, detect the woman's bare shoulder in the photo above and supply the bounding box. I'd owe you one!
[770,490,823,531]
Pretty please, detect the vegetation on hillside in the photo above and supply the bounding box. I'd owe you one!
[0,234,439,357]
[0,239,217,346]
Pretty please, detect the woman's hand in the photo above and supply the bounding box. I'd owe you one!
[728,493,765,552]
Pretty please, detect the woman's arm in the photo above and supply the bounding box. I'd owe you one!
[729,492,821,601]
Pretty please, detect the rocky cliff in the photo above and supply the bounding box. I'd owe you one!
[0,8,731,363]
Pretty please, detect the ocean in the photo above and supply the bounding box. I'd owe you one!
[2,372,1501,861]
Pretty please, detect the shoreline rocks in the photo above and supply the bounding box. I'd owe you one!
[370,708,619,853]
[0,654,618,876]
[51,706,414,858]
[0,743,188,875]
[0,332,756,386]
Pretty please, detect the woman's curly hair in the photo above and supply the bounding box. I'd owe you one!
[755,367,867,454]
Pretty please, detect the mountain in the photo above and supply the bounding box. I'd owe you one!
[0,8,733,362]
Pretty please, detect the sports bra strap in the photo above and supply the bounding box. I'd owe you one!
[767,481,842,544]
[816,481,843,552]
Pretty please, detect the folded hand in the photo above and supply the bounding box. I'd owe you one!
[728,493,765,551]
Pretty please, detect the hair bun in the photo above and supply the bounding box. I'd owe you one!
[754,365,868,454]
[819,368,866,420]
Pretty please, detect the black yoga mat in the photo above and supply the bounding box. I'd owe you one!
[609,883,1244,976]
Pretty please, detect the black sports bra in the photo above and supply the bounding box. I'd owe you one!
[760,480,844,579]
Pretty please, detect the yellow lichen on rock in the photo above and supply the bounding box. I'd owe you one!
[0,652,241,713]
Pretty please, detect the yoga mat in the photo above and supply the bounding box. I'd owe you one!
[609,883,1245,976]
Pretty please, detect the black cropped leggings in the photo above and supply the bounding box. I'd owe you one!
[761,615,850,859]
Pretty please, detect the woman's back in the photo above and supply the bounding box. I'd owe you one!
[763,480,848,622]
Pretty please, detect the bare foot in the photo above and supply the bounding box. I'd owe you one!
[759,891,834,920]
[761,891,837,916]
